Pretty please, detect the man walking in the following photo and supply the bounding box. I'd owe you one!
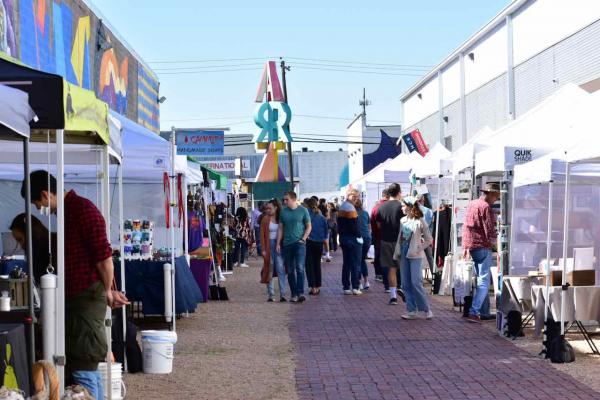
[376,183,405,305]
[23,171,128,399]
[463,182,500,323]
[277,191,312,303]
[370,189,389,285]
[338,189,363,295]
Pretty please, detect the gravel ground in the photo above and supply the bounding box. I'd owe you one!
[123,257,298,400]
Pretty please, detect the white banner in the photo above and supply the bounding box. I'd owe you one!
[202,159,250,172]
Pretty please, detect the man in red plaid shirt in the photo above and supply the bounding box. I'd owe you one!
[462,182,500,323]
[23,171,128,399]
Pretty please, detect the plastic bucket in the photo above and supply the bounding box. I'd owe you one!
[98,362,126,400]
[141,330,178,374]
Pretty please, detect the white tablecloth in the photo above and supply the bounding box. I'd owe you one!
[531,285,600,336]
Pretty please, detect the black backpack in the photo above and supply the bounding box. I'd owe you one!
[549,335,576,363]
[112,313,144,373]
[504,310,524,339]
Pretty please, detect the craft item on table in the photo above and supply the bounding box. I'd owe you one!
[133,219,142,231]
[132,244,141,256]
[142,231,151,244]
[124,220,133,230]
[124,232,132,243]
[124,244,133,257]
[132,231,142,243]
[141,244,152,258]
[142,220,152,230]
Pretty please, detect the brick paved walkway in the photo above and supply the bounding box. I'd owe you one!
[290,256,600,400]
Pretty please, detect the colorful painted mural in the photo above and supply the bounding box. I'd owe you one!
[0,0,160,132]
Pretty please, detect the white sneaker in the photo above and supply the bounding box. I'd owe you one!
[218,274,227,282]
[325,256,332,262]
[425,310,434,320]
[359,283,364,290]
[401,311,419,320]
[240,263,250,268]
[233,262,240,267]
[343,289,352,295]
[352,289,362,295]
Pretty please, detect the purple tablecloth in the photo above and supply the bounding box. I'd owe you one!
[190,258,211,302]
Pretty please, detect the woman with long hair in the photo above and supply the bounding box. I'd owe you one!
[10,213,56,284]
[305,198,328,295]
[234,206,253,268]
[260,199,287,302]
[394,196,434,320]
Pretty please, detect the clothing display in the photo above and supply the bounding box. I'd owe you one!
[123,219,154,259]
[431,206,452,268]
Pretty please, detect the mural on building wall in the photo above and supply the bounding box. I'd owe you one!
[0,0,159,132]
[362,129,402,174]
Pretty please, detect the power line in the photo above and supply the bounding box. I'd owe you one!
[162,113,400,124]
[289,61,430,72]
[148,57,272,64]
[284,56,433,69]
[152,62,265,71]
[157,67,263,75]
[291,65,424,77]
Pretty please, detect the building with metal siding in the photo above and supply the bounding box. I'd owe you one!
[400,0,600,151]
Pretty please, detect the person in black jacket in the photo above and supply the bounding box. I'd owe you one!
[338,189,363,295]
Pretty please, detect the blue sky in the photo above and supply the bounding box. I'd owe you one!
[93,0,510,150]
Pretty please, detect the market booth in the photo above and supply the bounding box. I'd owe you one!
[509,94,600,354]
[0,55,118,395]
[0,83,38,396]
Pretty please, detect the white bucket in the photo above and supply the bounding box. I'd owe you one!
[97,362,126,400]
[141,330,178,374]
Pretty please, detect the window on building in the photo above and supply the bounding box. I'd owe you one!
[444,136,452,151]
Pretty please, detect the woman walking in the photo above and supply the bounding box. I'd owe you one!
[356,199,372,291]
[305,198,328,295]
[394,196,434,319]
[234,207,253,268]
[260,200,287,302]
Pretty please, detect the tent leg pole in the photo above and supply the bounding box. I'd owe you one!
[23,138,35,395]
[118,165,127,371]
[56,129,66,396]
[170,130,177,332]
[560,162,571,336]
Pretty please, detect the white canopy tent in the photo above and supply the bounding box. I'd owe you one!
[474,84,592,176]
[450,126,494,177]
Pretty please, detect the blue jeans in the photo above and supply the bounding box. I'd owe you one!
[469,247,492,317]
[400,244,430,313]
[360,238,371,278]
[283,241,306,297]
[340,236,362,290]
[234,239,248,264]
[267,239,287,298]
[72,370,104,400]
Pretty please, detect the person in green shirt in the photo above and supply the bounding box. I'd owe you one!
[277,191,312,302]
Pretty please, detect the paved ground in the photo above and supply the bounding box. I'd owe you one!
[123,253,600,400]
[291,255,600,400]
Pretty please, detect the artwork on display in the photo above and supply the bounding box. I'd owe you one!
[0,0,160,132]
[123,219,153,260]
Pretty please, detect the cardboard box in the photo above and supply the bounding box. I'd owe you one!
[9,279,28,308]
[543,270,595,286]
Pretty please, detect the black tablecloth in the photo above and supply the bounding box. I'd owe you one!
[114,256,203,316]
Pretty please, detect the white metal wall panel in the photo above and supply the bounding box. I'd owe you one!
[442,100,461,141]
[515,18,600,116]
[464,23,508,94]
[403,76,439,128]
[298,151,347,194]
[405,111,440,147]
[465,73,508,140]
[513,0,600,65]
[442,60,461,106]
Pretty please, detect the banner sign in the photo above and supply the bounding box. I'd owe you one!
[402,128,429,157]
[201,159,250,172]
[176,130,224,156]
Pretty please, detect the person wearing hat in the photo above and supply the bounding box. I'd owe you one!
[462,182,500,323]
[393,196,434,319]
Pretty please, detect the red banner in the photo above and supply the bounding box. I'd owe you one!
[409,129,429,157]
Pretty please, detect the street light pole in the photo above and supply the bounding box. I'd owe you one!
[280,59,294,188]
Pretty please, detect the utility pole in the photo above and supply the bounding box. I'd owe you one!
[359,87,371,125]
[280,59,294,187]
